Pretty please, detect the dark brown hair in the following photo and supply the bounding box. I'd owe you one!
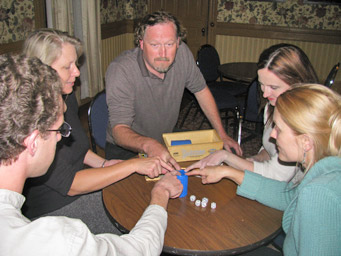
[258,44,319,124]
[0,54,62,165]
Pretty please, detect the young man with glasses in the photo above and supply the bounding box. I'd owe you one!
[0,54,182,255]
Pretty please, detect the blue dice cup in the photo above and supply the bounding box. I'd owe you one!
[176,170,188,198]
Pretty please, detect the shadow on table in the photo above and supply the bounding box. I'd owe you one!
[160,245,282,256]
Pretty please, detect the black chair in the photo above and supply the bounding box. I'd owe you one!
[324,62,339,88]
[205,86,241,141]
[194,44,243,140]
[238,79,264,144]
[196,44,248,96]
[87,90,108,153]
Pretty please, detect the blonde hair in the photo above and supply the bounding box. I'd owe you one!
[23,29,83,66]
[276,84,341,170]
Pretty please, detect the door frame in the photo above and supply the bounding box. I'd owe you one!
[207,0,217,46]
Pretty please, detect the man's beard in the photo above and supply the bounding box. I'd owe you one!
[154,57,171,73]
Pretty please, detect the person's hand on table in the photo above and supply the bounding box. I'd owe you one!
[187,165,245,186]
[150,172,183,209]
[184,150,228,172]
[144,141,181,171]
[186,166,227,184]
[221,136,243,156]
[153,171,183,198]
[134,157,174,178]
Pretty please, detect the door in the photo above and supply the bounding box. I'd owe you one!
[148,0,217,59]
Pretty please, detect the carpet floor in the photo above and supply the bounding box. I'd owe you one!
[175,99,263,158]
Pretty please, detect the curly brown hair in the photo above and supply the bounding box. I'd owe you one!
[0,54,63,165]
[134,11,187,47]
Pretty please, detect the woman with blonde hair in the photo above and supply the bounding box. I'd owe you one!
[187,84,341,255]
[186,43,319,182]
[22,29,174,234]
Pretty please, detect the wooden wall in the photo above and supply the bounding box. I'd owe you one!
[215,23,341,83]
[101,21,341,85]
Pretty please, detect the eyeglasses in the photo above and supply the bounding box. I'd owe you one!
[47,121,72,137]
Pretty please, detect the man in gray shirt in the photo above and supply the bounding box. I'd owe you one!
[105,11,242,169]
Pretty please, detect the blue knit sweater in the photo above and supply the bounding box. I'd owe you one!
[237,156,341,256]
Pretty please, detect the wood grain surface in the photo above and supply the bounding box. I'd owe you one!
[103,170,283,255]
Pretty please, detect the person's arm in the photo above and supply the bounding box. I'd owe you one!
[110,172,182,255]
[292,186,341,255]
[186,165,245,186]
[247,149,270,162]
[68,157,174,196]
[222,150,255,171]
[187,165,293,211]
[194,87,242,156]
[150,171,183,209]
[112,124,180,170]
[83,149,122,168]
[25,173,182,256]
[184,149,254,173]
[101,172,182,255]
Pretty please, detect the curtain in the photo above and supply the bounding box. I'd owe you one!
[46,0,103,102]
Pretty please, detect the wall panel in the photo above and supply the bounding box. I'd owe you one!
[101,33,135,80]
[216,35,341,83]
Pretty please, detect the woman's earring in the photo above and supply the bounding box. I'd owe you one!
[301,150,307,166]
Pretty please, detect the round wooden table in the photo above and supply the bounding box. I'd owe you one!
[218,62,258,84]
[103,171,283,255]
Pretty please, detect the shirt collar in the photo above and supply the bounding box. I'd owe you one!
[137,48,149,77]
[0,189,26,209]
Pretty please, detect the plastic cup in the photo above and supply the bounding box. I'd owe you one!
[176,169,188,198]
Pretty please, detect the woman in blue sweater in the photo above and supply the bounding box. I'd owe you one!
[187,84,341,255]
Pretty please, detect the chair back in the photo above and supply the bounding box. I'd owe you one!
[243,80,263,123]
[324,62,340,88]
[87,90,108,153]
[196,44,221,83]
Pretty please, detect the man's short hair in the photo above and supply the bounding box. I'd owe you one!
[0,54,62,165]
[134,11,187,46]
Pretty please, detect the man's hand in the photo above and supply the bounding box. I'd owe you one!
[144,141,181,171]
[112,125,181,171]
[184,150,227,172]
[150,172,183,209]
[221,136,243,156]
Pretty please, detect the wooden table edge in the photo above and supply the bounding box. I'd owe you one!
[102,193,282,256]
